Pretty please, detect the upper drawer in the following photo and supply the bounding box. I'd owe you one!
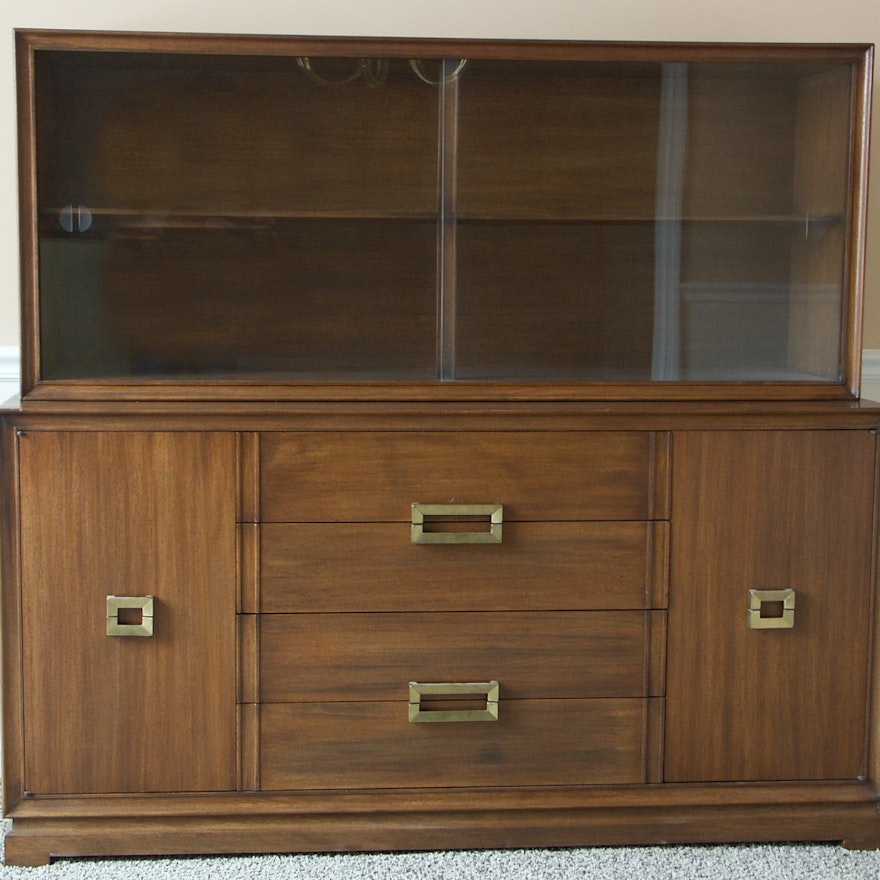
[258,431,668,522]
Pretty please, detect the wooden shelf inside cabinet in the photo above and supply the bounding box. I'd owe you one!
[40,208,441,226]
[40,209,847,228]
[452,213,845,225]
[39,209,846,239]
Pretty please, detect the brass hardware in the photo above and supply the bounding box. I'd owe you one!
[106,596,154,637]
[411,503,503,544]
[408,681,500,723]
[748,589,795,629]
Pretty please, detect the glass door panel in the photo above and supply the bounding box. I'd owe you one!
[677,63,852,382]
[452,57,855,384]
[34,50,441,380]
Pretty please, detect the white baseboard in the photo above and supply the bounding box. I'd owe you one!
[860,350,880,402]
[0,347,20,383]
[0,347,20,405]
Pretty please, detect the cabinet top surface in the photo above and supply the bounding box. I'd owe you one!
[15,29,874,56]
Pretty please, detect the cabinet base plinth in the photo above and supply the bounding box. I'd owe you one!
[842,836,880,851]
[5,798,880,866]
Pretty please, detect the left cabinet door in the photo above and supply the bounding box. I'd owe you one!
[18,431,238,795]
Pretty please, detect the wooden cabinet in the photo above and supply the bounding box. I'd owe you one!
[2,30,880,865]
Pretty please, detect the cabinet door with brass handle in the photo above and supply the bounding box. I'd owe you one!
[18,431,238,795]
[666,430,875,783]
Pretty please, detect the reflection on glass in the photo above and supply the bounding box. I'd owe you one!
[453,59,851,383]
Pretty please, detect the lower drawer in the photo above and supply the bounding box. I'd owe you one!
[260,698,654,790]
[259,611,665,702]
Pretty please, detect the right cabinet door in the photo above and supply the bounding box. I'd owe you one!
[665,430,876,782]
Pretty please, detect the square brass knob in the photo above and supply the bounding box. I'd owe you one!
[748,589,795,629]
[106,596,154,637]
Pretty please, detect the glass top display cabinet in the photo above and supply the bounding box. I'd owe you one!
[15,31,874,402]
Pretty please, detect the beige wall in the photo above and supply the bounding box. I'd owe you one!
[1,0,878,347]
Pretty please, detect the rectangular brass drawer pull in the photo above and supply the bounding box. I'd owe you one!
[408,681,500,723]
[748,589,795,629]
[106,596,154,637]
[411,503,503,544]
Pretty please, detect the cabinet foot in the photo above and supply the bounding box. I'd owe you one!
[842,837,880,851]
[4,834,53,867]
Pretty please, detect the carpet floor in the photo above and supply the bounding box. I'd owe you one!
[2,832,880,879]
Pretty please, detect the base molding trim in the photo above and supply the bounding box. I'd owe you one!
[7,802,880,867]
[5,784,880,867]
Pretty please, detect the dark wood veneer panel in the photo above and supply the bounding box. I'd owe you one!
[665,430,875,782]
[260,611,657,702]
[18,431,238,794]
[456,60,661,218]
[455,223,655,380]
[34,52,438,214]
[260,521,666,612]
[39,221,438,381]
[260,431,661,522]
[260,698,647,790]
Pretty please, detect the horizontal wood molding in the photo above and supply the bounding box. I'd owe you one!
[4,348,880,405]
[7,781,878,820]
[5,790,880,866]
[4,347,879,396]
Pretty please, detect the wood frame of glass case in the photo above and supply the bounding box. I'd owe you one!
[14,31,875,402]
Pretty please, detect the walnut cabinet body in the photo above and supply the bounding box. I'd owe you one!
[3,30,880,865]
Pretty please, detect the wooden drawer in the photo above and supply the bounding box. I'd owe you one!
[254,521,668,612]
[260,698,651,790]
[259,611,666,702]
[258,431,668,522]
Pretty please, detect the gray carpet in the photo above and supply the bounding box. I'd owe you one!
[2,830,880,879]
